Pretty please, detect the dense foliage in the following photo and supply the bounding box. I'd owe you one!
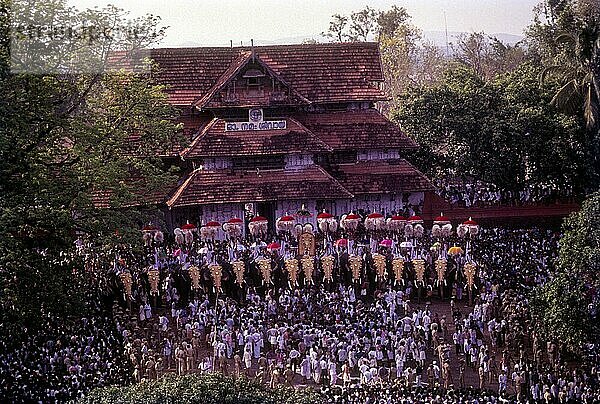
[530,192,600,352]
[392,63,590,192]
[0,0,179,343]
[78,373,323,404]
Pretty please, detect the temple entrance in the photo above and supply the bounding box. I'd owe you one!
[256,201,276,232]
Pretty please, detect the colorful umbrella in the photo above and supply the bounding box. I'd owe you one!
[267,242,281,251]
[335,238,348,247]
[379,239,393,248]
[448,246,464,255]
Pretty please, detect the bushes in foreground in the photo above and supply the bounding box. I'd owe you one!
[78,372,323,404]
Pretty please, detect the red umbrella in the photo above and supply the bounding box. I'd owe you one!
[335,238,348,247]
[181,223,197,230]
[434,213,451,225]
[317,212,334,219]
[367,213,384,219]
[408,215,423,224]
[345,213,360,220]
[463,218,478,226]
[387,215,406,232]
[250,216,268,223]
[142,225,158,232]
[205,221,220,227]
[267,242,281,251]
[279,215,295,222]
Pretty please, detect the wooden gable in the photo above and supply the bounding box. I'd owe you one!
[195,53,309,109]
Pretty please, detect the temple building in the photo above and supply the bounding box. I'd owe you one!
[120,42,433,231]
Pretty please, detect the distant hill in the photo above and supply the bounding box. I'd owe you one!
[174,31,523,49]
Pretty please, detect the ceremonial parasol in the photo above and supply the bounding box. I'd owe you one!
[335,238,348,247]
[267,242,281,251]
[448,246,464,255]
[379,239,393,248]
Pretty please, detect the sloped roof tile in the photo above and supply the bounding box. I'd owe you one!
[181,117,331,158]
[332,159,433,194]
[110,42,386,105]
[295,109,417,150]
[167,165,352,207]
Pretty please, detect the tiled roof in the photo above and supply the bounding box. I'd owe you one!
[91,177,175,209]
[166,165,352,207]
[332,159,433,194]
[181,117,331,158]
[110,43,385,106]
[194,52,310,108]
[295,109,417,151]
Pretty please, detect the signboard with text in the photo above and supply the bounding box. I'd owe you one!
[225,108,286,132]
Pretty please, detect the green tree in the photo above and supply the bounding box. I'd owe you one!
[348,6,378,42]
[530,192,600,352]
[529,0,600,181]
[392,63,590,192]
[376,5,411,40]
[0,0,180,341]
[323,5,446,110]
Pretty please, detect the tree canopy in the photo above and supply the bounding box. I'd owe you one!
[0,0,181,342]
[391,63,590,193]
[530,192,600,351]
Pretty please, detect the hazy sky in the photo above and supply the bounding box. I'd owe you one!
[67,0,540,47]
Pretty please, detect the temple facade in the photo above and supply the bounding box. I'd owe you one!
[125,42,433,232]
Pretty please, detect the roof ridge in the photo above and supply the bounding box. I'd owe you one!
[314,165,354,198]
[287,117,333,153]
[180,118,218,159]
[166,168,201,208]
[192,51,252,108]
[150,42,381,52]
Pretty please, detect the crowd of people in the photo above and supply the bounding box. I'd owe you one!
[2,222,599,403]
[434,177,575,207]
[0,301,132,402]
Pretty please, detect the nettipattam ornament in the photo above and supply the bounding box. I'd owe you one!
[392,258,405,285]
[435,259,447,287]
[147,268,160,296]
[209,264,223,291]
[372,253,387,281]
[464,262,477,289]
[412,259,426,287]
[119,272,133,299]
[321,255,335,283]
[301,256,315,286]
[349,255,362,283]
[285,258,299,287]
[232,261,245,287]
[188,265,200,290]
[257,258,273,286]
